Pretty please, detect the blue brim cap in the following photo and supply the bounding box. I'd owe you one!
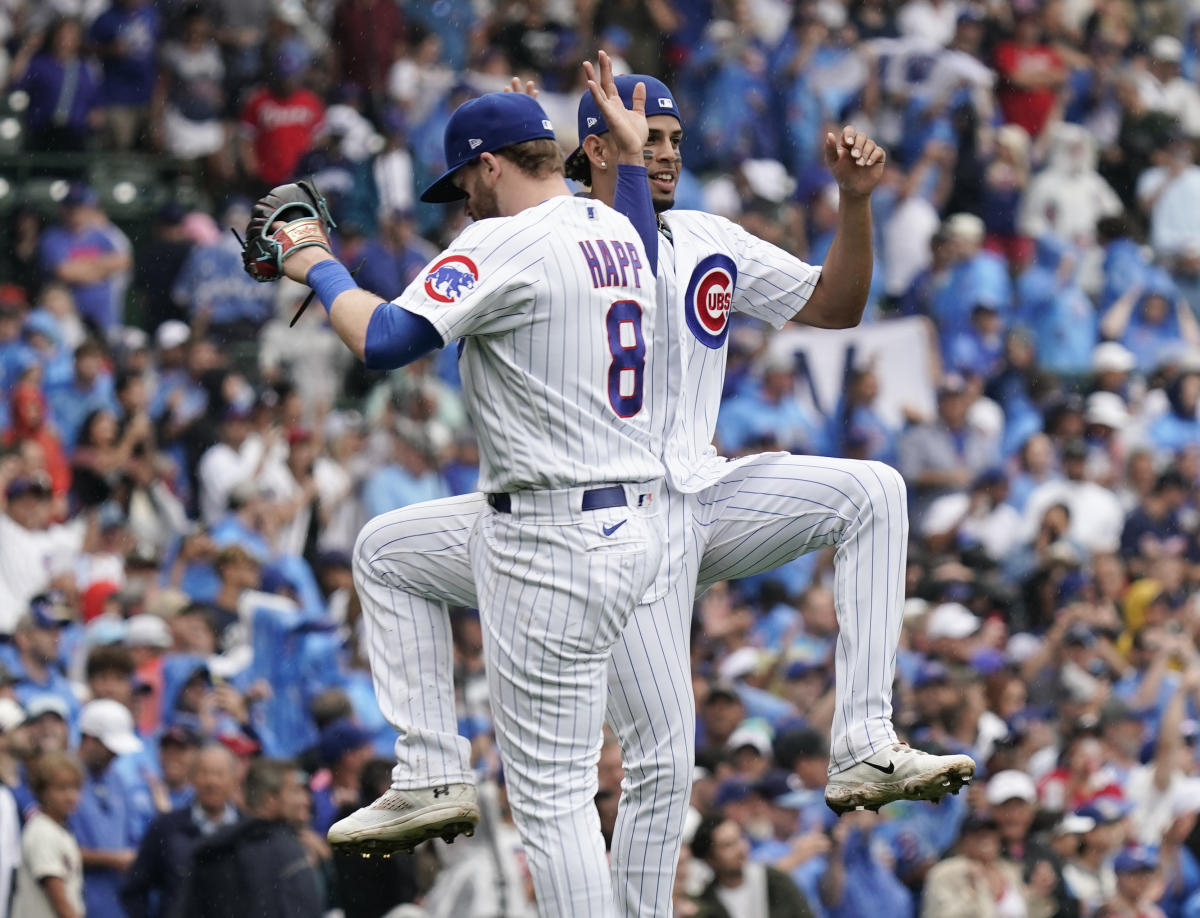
[421,92,557,204]
[565,75,681,174]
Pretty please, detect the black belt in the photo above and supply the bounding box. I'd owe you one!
[487,484,628,514]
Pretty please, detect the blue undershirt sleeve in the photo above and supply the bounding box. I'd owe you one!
[362,302,446,370]
[613,164,657,277]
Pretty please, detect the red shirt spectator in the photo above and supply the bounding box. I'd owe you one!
[994,12,1066,138]
[4,381,70,497]
[331,0,405,96]
[239,80,324,187]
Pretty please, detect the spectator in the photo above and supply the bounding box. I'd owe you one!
[921,813,1031,918]
[355,209,439,300]
[993,3,1067,139]
[4,380,70,497]
[1148,365,1200,455]
[170,200,276,342]
[1136,36,1200,139]
[1101,282,1200,376]
[8,593,77,712]
[898,375,1000,522]
[10,16,101,152]
[361,429,448,521]
[24,695,71,759]
[818,809,915,918]
[1061,797,1130,911]
[180,757,322,918]
[1018,124,1123,248]
[690,813,815,917]
[150,5,231,186]
[72,698,143,918]
[988,769,1079,917]
[1137,135,1200,260]
[89,0,160,150]
[309,718,373,836]
[13,752,85,918]
[1105,846,1167,918]
[196,405,266,526]
[1023,439,1125,555]
[717,353,830,456]
[931,213,1013,354]
[39,187,132,338]
[120,743,241,918]
[237,46,324,189]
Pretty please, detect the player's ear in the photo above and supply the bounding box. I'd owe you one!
[583,135,609,175]
[478,152,502,186]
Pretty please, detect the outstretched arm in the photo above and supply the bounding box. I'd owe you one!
[796,126,886,329]
[279,244,441,368]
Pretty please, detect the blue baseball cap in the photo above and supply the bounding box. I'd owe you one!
[317,718,373,766]
[1114,845,1159,873]
[420,93,557,204]
[713,778,755,809]
[565,75,681,174]
[1076,797,1133,824]
[29,591,74,629]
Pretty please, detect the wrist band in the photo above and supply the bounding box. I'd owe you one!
[306,260,358,315]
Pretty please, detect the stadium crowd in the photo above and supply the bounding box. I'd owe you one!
[6,0,1200,916]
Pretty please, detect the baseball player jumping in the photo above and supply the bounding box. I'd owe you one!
[244,72,675,915]
[331,55,976,917]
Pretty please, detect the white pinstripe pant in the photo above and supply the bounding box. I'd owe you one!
[353,453,907,917]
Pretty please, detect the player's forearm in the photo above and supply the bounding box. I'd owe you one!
[798,194,872,329]
[327,286,383,361]
[302,259,442,369]
[613,164,657,275]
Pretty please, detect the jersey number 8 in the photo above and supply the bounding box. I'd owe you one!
[605,300,645,418]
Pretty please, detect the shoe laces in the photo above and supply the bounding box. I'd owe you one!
[890,742,928,757]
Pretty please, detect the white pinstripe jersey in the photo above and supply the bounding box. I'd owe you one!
[397,196,664,494]
[652,211,823,493]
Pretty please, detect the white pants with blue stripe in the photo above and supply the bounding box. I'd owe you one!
[353,453,907,917]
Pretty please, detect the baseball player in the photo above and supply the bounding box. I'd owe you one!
[253,80,671,916]
[333,60,976,917]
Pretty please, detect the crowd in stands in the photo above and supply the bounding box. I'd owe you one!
[7,0,1200,916]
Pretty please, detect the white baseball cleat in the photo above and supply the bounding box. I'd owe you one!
[824,742,976,815]
[327,783,480,853]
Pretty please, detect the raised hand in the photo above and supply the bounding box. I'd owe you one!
[583,49,647,160]
[824,125,886,199]
[505,76,539,98]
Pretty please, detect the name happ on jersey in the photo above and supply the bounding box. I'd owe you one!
[685,254,736,348]
[578,240,644,289]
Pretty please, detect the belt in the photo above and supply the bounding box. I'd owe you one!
[487,484,628,514]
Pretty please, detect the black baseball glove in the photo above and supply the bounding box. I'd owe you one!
[240,180,337,284]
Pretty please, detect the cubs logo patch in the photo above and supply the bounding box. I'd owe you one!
[684,254,736,348]
[424,255,479,304]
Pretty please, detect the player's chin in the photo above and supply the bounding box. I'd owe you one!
[651,189,676,213]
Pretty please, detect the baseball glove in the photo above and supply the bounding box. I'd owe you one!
[240,180,337,284]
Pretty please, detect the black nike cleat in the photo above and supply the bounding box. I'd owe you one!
[824,743,976,816]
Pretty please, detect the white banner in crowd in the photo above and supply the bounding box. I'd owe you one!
[765,316,941,428]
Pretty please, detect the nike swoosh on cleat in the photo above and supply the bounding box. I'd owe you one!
[863,760,896,775]
[602,520,627,536]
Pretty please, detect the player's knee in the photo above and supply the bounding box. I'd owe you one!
[858,460,908,517]
[622,743,693,800]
